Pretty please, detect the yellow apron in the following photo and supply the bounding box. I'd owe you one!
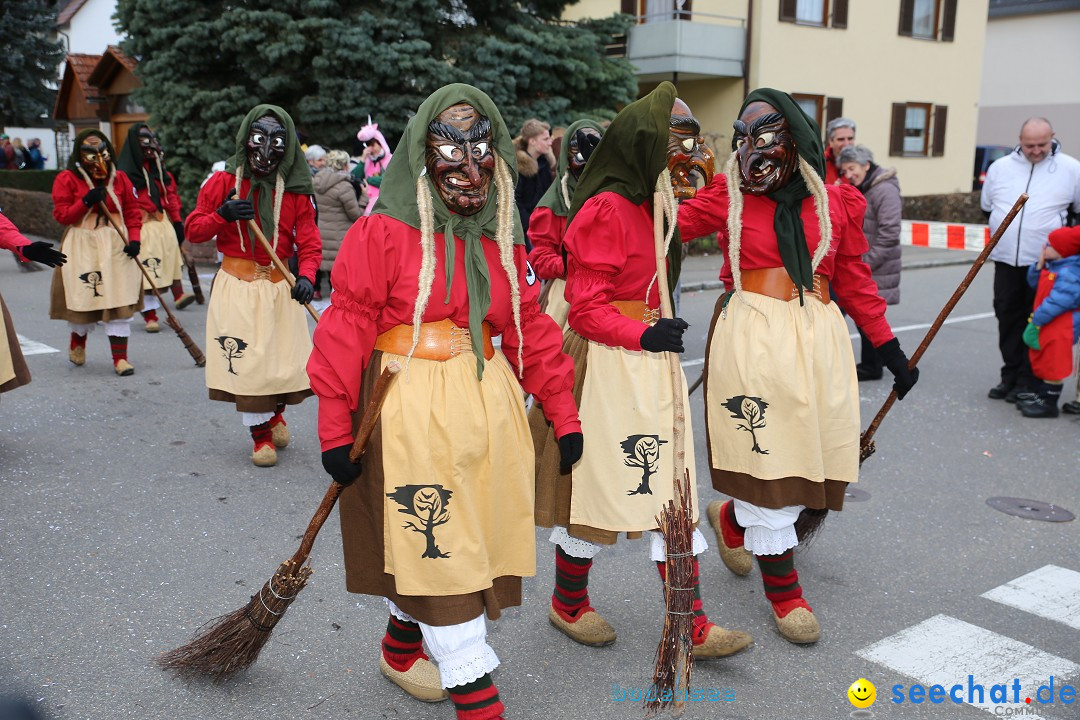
[204,270,312,397]
[138,215,183,290]
[58,215,142,313]
[378,351,536,596]
[570,342,698,532]
[540,277,571,332]
[0,300,14,387]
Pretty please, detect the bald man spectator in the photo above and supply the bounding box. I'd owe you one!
[981,117,1080,402]
[824,117,855,185]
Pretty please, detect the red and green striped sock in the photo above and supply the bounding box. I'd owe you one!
[552,545,592,617]
[381,614,427,672]
[656,557,713,644]
[108,336,128,363]
[70,332,87,350]
[249,421,273,450]
[756,549,810,617]
[447,673,505,720]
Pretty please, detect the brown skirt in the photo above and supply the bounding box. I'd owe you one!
[337,350,522,626]
[0,293,31,395]
[530,329,645,545]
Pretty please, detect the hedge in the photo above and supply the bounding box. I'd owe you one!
[0,170,61,193]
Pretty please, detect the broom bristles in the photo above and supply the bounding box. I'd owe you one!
[156,559,311,682]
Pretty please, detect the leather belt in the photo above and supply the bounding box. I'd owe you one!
[741,267,830,304]
[375,318,495,361]
[221,255,285,283]
[611,300,661,325]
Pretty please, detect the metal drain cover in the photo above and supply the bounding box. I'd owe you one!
[845,488,871,502]
[986,497,1075,522]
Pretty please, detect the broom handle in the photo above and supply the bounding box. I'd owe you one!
[98,206,207,367]
[653,192,687,503]
[290,361,402,565]
[245,220,321,323]
[182,244,206,304]
[859,193,1028,454]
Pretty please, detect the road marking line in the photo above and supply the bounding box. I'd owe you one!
[848,311,996,339]
[17,334,59,355]
[982,565,1080,631]
[857,614,1078,716]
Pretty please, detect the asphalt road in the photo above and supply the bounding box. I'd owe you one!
[1,245,1077,720]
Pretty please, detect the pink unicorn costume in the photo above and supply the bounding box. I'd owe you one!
[356,117,393,215]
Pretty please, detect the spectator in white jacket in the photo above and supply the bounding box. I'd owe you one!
[981,117,1080,402]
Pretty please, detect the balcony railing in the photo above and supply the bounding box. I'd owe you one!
[625,10,745,81]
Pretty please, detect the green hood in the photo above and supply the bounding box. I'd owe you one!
[371,83,522,379]
[535,118,606,217]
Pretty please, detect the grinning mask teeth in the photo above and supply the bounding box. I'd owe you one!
[79,136,111,181]
[138,127,163,164]
[733,101,797,196]
[246,115,286,178]
[424,103,495,216]
[668,99,715,199]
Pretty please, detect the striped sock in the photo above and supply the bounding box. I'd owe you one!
[756,550,810,617]
[270,402,286,428]
[552,545,592,617]
[381,615,427,672]
[656,557,713,644]
[249,421,273,450]
[448,673,505,720]
[170,281,184,301]
[70,332,87,350]
[108,336,128,363]
[721,500,745,547]
[142,309,158,323]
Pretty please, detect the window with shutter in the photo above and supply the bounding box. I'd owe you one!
[898,0,915,36]
[941,0,957,41]
[825,97,844,127]
[779,0,798,22]
[932,106,948,156]
[832,0,848,28]
[792,94,825,128]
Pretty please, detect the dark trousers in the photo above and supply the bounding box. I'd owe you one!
[858,328,882,373]
[992,261,1037,388]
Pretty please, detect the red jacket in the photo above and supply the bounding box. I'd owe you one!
[52,170,142,242]
[125,167,183,222]
[307,213,580,451]
[526,205,568,281]
[185,171,321,282]
[824,146,851,186]
[678,175,894,347]
[0,211,31,261]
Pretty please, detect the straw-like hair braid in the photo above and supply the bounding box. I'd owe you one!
[271,173,284,253]
[723,151,748,303]
[233,167,245,252]
[494,155,524,377]
[559,171,571,209]
[799,156,832,271]
[404,172,437,376]
[155,155,169,207]
[645,169,679,306]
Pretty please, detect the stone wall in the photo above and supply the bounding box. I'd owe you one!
[902,191,986,225]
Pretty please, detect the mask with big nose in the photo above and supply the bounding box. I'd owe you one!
[733,101,797,196]
[668,98,715,199]
[79,135,111,181]
[246,115,286,178]
[424,103,495,216]
[138,127,163,164]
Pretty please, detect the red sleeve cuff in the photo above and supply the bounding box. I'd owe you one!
[317,396,355,452]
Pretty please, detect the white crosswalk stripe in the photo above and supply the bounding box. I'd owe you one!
[982,565,1080,631]
[17,334,59,355]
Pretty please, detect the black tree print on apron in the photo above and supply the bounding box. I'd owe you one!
[722,395,769,454]
[387,484,453,559]
[620,434,668,496]
[215,335,248,375]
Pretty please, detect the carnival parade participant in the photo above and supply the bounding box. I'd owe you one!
[526,118,603,329]
[678,89,919,644]
[355,116,392,215]
[185,104,321,467]
[50,129,143,376]
[531,82,752,659]
[116,123,196,333]
[0,212,66,398]
[308,84,582,720]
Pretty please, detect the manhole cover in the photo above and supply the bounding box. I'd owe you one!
[986,497,1075,522]
[845,488,871,502]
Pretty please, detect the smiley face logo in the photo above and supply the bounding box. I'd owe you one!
[847,678,876,708]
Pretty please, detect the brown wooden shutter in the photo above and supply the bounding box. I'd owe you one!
[780,0,797,23]
[683,0,692,19]
[890,103,907,156]
[621,0,635,15]
[941,0,958,41]
[825,97,844,127]
[898,0,914,36]
[932,105,948,156]
[832,0,849,28]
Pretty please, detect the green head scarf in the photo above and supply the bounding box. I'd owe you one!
[224,104,313,239]
[371,83,522,379]
[68,128,115,175]
[566,82,682,300]
[734,88,826,302]
[115,122,165,211]
[535,118,606,217]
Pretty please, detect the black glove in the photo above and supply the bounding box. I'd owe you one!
[640,318,689,353]
[322,443,362,486]
[292,276,315,305]
[20,241,66,267]
[123,240,141,259]
[557,432,583,474]
[877,337,920,400]
[217,189,255,222]
[575,129,601,163]
[81,186,107,208]
[173,220,185,245]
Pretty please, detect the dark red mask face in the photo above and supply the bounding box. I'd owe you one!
[733,101,797,196]
[79,136,111,181]
[138,127,162,164]
[567,128,601,180]
[424,103,495,216]
[246,115,286,178]
[668,99,715,199]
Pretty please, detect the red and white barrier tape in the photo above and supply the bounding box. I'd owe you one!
[901,220,989,251]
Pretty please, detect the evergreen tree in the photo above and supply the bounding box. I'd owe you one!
[114,0,636,207]
[0,0,66,127]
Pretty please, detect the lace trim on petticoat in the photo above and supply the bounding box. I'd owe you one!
[384,597,417,624]
[649,527,709,562]
[549,526,602,559]
[437,641,500,689]
[743,524,798,556]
